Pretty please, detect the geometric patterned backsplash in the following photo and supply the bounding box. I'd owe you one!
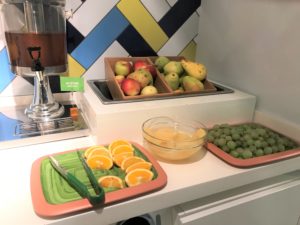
[0,0,201,96]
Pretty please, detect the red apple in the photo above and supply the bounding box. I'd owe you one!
[145,64,157,80]
[121,78,141,96]
[114,60,132,76]
[115,75,125,85]
[134,60,148,71]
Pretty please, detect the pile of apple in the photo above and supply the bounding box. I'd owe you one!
[113,60,158,96]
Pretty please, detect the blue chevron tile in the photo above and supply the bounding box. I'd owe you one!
[0,48,15,93]
[71,7,129,69]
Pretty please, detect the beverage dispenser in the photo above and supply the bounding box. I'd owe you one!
[0,0,67,121]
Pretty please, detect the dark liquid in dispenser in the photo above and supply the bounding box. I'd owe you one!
[5,32,67,68]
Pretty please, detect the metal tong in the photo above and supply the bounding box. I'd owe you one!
[49,151,105,205]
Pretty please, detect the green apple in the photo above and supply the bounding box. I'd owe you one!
[114,60,132,76]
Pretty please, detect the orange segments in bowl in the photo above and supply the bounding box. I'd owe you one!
[98,175,124,189]
[125,161,152,174]
[86,155,113,170]
[120,156,145,171]
[108,139,133,153]
[125,168,154,187]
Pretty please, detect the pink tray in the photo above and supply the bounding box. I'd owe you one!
[30,142,167,218]
[206,142,300,168]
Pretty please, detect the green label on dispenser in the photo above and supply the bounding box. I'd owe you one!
[60,77,84,92]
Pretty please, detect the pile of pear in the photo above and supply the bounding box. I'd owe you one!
[154,56,207,93]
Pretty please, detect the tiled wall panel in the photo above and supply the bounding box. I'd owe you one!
[0,0,201,96]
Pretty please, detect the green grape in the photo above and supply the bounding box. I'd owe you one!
[246,139,254,146]
[278,144,285,152]
[254,140,262,148]
[217,138,226,147]
[227,140,237,150]
[271,145,279,153]
[242,150,253,159]
[230,150,239,158]
[254,149,264,157]
[267,138,276,145]
[232,133,241,141]
[225,136,232,141]
[263,146,273,155]
[250,131,259,139]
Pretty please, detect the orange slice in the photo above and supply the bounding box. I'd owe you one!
[125,168,154,187]
[113,151,134,167]
[86,155,113,170]
[98,175,124,189]
[84,145,107,158]
[87,148,111,159]
[120,156,145,171]
[125,161,152,174]
[111,144,134,156]
[108,139,132,152]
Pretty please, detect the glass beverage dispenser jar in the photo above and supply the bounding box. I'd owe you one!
[0,0,67,121]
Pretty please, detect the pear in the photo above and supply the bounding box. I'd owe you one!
[164,72,179,91]
[127,69,153,88]
[163,61,184,75]
[154,56,170,72]
[182,76,204,91]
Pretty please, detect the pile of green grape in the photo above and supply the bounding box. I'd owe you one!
[207,123,299,159]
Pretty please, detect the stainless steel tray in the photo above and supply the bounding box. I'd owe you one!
[88,80,234,104]
[0,102,89,150]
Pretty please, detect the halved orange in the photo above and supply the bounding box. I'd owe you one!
[108,139,132,152]
[125,161,152,174]
[98,175,124,189]
[125,168,154,187]
[113,151,134,167]
[86,155,113,170]
[84,145,107,158]
[120,156,145,171]
[87,148,111,159]
[111,144,134,156]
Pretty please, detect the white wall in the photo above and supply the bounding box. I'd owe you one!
[196,0,300,126]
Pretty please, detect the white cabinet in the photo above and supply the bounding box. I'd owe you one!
[174,171,300,225]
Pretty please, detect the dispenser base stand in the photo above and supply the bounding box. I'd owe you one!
[25,74,65,121]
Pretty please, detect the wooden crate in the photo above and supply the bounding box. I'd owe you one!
[149,56,217,95]
[104,57,173,100]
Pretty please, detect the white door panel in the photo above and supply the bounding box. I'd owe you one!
[175,171,300,225]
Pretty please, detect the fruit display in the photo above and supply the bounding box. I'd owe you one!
[207,123,299,159]
[104,57,217,100]
[83,139,154,189]
[153,56,211,93]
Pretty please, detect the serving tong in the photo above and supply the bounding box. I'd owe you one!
[49,151,105,206]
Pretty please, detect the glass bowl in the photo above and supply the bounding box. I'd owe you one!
[142,116,207,161]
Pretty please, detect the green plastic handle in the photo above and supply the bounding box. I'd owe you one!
[77,151,105,205]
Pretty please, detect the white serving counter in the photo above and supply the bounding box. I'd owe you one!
[1,83,300,225]
[1,109,300,225]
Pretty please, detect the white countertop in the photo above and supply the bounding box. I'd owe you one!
[1,114,300,225]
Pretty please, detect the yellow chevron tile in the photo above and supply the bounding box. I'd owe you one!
[63,55,86,77]
[117,0,168,52]
[179,40,197,61]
